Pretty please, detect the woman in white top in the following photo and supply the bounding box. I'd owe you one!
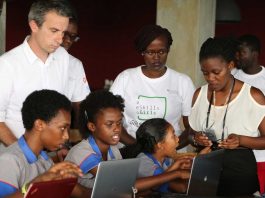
[110,25,195,152]
[189,37,265,196]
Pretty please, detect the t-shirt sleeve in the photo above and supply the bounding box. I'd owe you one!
[110,71,126,97]
[65,145,99,174]
[181,76,196,116]
[69,58,90,102]
[0,154,20,196]
[137,155,156,177]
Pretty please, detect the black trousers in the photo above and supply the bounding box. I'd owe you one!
[217,149,259,196]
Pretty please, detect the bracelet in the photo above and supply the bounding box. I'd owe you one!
[21,182,29,195]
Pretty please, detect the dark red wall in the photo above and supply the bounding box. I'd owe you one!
[6,0,156,90]
[215,0,265,65]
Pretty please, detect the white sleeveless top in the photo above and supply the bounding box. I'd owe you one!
[189,83,265,140]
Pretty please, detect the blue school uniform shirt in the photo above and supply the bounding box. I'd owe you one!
[64,135,122,188]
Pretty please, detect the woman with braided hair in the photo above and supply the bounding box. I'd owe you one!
[110,24,195,152]
[189,37,265,196]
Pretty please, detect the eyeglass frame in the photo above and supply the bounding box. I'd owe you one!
[63,31,80,42]
[142,49,169,57]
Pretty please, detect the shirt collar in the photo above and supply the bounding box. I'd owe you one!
[18,136,49,164]
[22,36,55,65]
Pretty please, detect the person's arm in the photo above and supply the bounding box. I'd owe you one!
[120,126,136,145]
[135,169,190,192]
[72,102,81,129]
[71,183,92,198]
[0,122,17,146]
[177,117,191,149]
[5,191,23,198]
[219,87,265,149]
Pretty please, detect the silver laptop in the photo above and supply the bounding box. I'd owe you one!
[160,149,224,197]
[91,158,140,198]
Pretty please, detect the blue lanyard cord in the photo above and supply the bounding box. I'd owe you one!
[88,136,115,160]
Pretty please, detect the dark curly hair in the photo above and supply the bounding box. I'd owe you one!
[122,118,171,158]
[238,34,261,53]
[79,90,125,138]
[199,37,239,63]
[134,24,173,53]
[22,89,72,130]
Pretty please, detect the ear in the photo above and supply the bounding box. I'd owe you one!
[29,20,39,33]
[157,142,164,150]
[87,122,96,133]
[33,119,45,132]
[228,61,235,71]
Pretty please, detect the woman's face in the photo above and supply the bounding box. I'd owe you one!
[41,109,71,151]
[88,107,122,147]
[142,36,169,70]
[160,124,179,157]
[200,57,232,92]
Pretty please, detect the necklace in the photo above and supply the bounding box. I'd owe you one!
[206,76,235,140]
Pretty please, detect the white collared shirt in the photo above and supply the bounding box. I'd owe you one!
[0,37,90,138]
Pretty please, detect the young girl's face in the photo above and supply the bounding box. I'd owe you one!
[89,107,122,146]
[160,124,179,157]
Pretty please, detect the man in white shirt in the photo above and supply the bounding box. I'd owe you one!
[0,0,90,151]
[234,34,265,95]
[233,34,265,196]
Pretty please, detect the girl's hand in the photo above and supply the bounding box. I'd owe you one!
[194,132,213,147]
[218,134,240,149]
[177,170,190,180]
[168,157,193,172]
[32,161,83,183]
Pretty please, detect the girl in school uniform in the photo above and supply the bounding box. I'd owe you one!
[65,90,124,188]
[131,118,194,194]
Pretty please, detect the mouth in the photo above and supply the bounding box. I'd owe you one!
[152,62,162,66]
[112,134,120,142]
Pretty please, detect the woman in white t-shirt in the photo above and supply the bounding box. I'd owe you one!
[110,25,195,152]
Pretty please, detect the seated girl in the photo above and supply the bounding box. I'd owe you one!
[65,90,124,188]
[131,118,193,195]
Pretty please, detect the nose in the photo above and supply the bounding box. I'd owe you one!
[63,129,69,141]
[114,123,122,133]
[206,73,216,83]
[153,52,160,60]
[56,32,64,45]
[175,135,179,143]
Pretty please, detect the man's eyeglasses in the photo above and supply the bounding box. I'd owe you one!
[143,49,168,57]
[64,31,80,42]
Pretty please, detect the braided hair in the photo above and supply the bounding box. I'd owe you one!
[199,37,238,63]
[134,24,173,54]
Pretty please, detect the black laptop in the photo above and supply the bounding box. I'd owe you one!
[160,149,224,197]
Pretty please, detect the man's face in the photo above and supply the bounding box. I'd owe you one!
[61,22,79,51]
[31,11,69,54]
[237,43,256,70]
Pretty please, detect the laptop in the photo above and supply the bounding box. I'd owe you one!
[160,149,224,197]
[24,177,77,198]
[91,158,140,198]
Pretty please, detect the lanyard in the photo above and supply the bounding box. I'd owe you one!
[88,136,115,160]
[206,76,235,141]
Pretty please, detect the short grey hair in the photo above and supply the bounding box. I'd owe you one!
[28,0,74,27]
